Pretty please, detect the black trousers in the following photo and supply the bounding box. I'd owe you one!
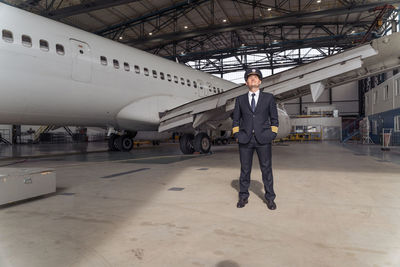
[238,135,276,202]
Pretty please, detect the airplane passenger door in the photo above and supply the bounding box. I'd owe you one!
[70,39,92,83]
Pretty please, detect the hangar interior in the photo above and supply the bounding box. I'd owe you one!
[1,1,400,266]
[1,0,399,145]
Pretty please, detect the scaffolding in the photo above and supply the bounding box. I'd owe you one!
[360,117,374,144]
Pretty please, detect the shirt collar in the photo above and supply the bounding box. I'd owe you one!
[248,90,260,97]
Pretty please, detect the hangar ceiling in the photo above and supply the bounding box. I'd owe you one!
[3,0,400,74]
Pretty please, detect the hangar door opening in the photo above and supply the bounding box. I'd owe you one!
[70,39,92,83]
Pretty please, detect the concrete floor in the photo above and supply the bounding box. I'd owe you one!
[1,142,400,267]
[0,142,108,160]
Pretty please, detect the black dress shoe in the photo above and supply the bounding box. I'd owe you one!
[237,199,248,208]
[266,200,277,210]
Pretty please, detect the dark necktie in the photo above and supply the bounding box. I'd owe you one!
[251,93,256,112]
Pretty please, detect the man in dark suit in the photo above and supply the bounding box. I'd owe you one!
[232,68,279,210]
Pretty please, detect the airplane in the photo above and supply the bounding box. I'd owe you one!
[2,3,400,156]
[0,2,292,154]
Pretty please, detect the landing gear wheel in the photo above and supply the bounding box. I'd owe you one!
[194,132,211,154]
[152,140,160,146]
[179,134,195,154]
[116,135,134,152]
[108,134,119,151]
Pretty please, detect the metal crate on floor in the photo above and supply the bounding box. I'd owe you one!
[0,168,56,205]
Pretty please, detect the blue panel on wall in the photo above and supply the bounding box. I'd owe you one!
[368,108,400,145]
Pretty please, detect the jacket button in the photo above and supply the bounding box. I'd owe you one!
[253,115,255,118]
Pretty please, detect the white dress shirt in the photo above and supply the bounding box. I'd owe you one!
[248,90,260,108]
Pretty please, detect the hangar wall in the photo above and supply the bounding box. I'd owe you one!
[282,81,359,117]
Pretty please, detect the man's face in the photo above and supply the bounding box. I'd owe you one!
[246,74,261,90]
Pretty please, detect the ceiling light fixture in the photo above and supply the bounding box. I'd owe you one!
[317,0,321,3]
[222,19,227,23]
[149,32,153,36]
[184,26,188,29]
[119,36,123,40]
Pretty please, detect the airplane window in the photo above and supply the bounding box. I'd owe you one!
[187,79,191,87]
[144,68,149,76]
[56,44,65,55]
[113,59,120,69]
[134,65,140,74]
[152,70,157,78]
[160,72,165,80]
[180,78,185,85]
[100,56,107,66]
[40,39,49,52]
[2,30,13,43]
[21,35,32,47]
[206,82,211,92]
[174,76,178,83]
[217,88,220,93]
[193,81,197,88]
[167,74,172,81]
[213,87,216,93]
[124,62,130,71]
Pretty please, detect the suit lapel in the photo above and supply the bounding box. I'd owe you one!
[254,91,263,113]
[244,93,253,113]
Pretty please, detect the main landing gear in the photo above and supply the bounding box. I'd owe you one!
[108,133,134,152]
[179,132,211,154]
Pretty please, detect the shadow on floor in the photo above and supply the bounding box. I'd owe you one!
[216,260,241,267]
[231,179,266,203]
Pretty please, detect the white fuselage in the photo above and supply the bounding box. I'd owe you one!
[0,3,236,131]
[0,3,290,137]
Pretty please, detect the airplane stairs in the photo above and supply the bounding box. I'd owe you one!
[342,117,363,143]
[0,134,11,145]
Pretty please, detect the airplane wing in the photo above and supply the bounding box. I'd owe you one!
[159,33,400,133]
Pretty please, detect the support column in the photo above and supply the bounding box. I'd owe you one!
[299,97,303,115]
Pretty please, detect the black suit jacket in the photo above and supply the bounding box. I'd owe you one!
[232,91,279,145]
